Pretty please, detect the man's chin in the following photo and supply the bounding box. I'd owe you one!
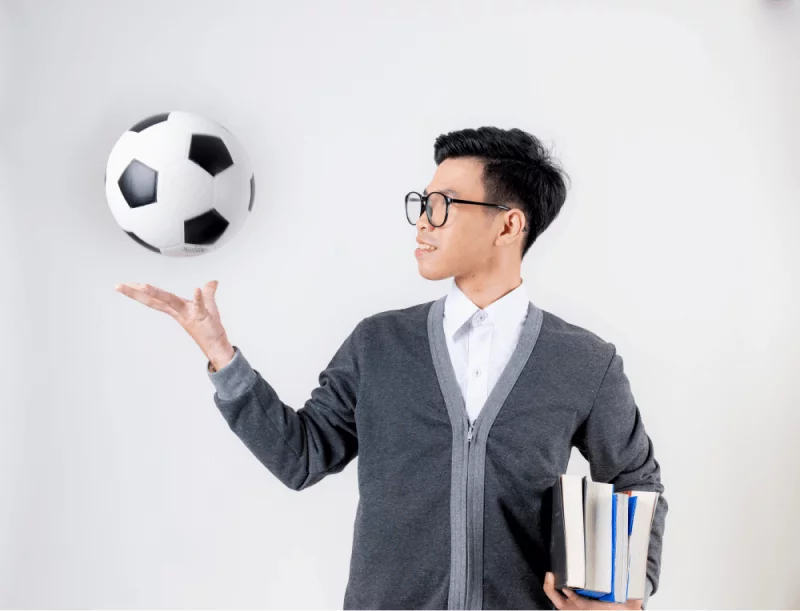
[417,262,452,281]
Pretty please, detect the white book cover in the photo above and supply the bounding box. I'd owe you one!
[611,492,630,603]
[627,491,659,599]
[563,475,586,588]
[582,477,614,593]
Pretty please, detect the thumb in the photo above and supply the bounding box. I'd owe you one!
[201,280,219,300]
[202,280,220,315]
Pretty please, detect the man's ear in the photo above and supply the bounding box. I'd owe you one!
[497,209,527,246]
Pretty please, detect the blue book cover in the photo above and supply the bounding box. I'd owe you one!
[576,495,638,602]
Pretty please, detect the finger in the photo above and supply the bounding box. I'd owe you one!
[562,588,582,605]
[194,287,208,314]
[564,588,604,609]
[543,572,567,610]
[117,283,186,312]
[115,283,178,316]
[201,280,220,317]
[116,283,183,313]
[138,283,187,312]
[115,283,152,300]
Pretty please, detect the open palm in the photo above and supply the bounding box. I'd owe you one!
[115,280,232,365]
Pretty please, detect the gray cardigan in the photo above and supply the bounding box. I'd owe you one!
[208,296,666,609]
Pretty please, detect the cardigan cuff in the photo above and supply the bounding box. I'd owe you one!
[207,346,257,400]
[642,577,654,609]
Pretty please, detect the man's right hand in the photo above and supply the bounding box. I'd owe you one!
[114,280,235,371]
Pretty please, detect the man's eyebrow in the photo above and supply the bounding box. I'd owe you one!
[422,188,457,197]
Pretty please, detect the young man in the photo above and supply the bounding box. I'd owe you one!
[116,127,667,610]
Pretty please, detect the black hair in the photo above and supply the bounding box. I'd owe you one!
[433,126,570,258]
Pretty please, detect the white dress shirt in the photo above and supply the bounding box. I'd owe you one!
[443,279,530,424]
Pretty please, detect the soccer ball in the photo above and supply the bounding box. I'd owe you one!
[105,111,255,256]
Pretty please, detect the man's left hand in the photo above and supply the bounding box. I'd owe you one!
[544,572,643,610]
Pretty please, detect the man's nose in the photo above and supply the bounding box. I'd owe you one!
[416,208,432,231]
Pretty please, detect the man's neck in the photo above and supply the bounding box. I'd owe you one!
[454,272,524,310]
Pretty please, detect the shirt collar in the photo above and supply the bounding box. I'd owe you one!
[443,279,530,339]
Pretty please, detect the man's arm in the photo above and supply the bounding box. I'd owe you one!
[572,344,668,608]
[207,322,363,491]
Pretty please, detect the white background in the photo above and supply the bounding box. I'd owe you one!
[1,0,798,608]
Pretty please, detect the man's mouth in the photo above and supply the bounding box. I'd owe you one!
[416,243,437,252]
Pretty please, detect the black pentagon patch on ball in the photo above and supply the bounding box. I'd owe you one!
[129,112,170,133]
[118,160,158,208]
[189,134,233,176]
[184,208,229,245]
[125,231,161,253]
[248,175,255,212]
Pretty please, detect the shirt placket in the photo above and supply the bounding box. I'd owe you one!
[465,311,493,423]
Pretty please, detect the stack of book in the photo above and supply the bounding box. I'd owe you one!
[549,474,659,603]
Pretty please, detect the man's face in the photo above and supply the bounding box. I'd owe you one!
[415,157,500,281]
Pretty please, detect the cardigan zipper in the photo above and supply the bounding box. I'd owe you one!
[464,419,476,608]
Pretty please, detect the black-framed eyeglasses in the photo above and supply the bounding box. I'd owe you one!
[405,191,512,228]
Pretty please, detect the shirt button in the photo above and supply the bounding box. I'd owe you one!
[475,369,482,377]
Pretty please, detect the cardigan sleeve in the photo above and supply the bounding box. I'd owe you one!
[207,322,363,491]
[571,344,668,599]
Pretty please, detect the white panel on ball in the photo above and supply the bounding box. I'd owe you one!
[154,159,215,250]
[126,121,191,168]
[124,195,185,253]
[105,131,139,186]
[211,163,252,246]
